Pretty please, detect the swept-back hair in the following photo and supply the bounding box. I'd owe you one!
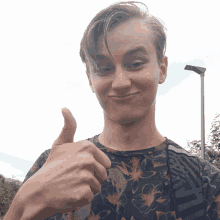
[79,1,167,73]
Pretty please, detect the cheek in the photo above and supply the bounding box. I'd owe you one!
[91,78,110,109]
[137,74,158,92]
[93,80,109,96]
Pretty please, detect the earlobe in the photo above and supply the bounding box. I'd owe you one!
[164,56,168,68]
[159,56,168,84]
[159,74,166,84]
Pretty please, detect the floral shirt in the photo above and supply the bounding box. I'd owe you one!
[21,135,220,220]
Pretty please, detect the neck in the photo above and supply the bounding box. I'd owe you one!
[99,106,165,151]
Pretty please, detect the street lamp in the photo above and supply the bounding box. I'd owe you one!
[184,65,206,160]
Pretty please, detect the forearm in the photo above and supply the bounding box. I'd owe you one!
[3,196,23,220]
[3,193,54,220]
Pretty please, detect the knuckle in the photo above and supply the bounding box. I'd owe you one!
[75,186,94,203]
[97,168,107,182]
[96,183,101,193]
[83,175,94,183]
[79,140,97,152]
[79,171,94,182]
[103,170,108,181]
[98,182,102,190]
[80,158,95,169]
[86,191,94,203]
[79,168,89,177]
[77,153,92,162]
[91,182,101,194]
[99,164,108,181]
[74,186,89,199]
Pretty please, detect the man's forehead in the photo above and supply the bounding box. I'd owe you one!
[98,19,153,51]
[96,44,154,60]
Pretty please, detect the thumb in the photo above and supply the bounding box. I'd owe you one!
[52,108,77,147]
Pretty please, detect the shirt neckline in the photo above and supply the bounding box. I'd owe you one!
[90,134,168,156]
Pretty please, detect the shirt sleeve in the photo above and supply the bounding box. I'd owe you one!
[200,158,220,219]
[21,149,51,187]
[19,149,75,219]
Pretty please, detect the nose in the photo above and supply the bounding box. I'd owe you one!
[111,66,131,91]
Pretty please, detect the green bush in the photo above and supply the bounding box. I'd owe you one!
[0,174,21,219]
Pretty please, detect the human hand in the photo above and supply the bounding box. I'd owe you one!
[18,108,111,219]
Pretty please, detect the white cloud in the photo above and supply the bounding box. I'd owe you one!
[0,0,219,169]
[0,161,24,181]
[156,56,220,151]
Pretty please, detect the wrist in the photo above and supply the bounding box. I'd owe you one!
[3,195,24,220]
[21,203,54,220]
[3,190,54,220]
[19,192,54,220]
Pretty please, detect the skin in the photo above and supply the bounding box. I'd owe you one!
[86,18,168,151]
[3,17,169,220]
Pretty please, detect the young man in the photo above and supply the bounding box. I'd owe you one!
[4,1,220,220]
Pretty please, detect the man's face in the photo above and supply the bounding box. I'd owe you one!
[87,18,168,124]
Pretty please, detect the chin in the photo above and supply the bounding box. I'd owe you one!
[107,111,145,126]
[119,118,142,127]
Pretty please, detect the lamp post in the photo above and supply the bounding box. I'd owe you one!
[184,65,206,160]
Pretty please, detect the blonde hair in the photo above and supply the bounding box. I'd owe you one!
[79,1,167,73]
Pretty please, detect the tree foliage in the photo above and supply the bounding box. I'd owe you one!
[186,113,220,169]
[208,113,220,150]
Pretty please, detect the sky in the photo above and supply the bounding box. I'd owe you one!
[0,0,220,182]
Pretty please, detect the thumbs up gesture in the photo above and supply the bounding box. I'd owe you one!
[17,108,111,220]
[44,108,78,164]
[54,107,78,145]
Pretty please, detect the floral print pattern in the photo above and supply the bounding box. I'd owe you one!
[20,135,220,219]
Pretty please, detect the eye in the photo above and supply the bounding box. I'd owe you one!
[132,62,143,67]
[96,67,112,75]
[100,68,111,72]
[125,60,146,69]
[95,63,114,75]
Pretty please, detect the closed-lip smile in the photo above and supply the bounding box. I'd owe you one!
[109,92,139,98]
[110,92,139,97]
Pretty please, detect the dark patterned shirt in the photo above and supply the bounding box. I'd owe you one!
[21,135,220,219]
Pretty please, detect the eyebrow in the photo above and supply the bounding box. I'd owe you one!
[96,46,148,60]
[126,46,148,56]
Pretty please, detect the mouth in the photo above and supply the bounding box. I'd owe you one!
[109,92,140,100]
[111,93,139,98]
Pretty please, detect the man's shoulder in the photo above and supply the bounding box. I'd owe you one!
[166,138,220,173]
[166,138,196,158]
[86,134,100,144]
[21,149,51,186]
[21,135,99,186]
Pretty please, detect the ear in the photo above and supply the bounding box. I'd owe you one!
[86,71,95,93]
[159,56,168,84]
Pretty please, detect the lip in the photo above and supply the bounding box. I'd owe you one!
[109,92,139,100]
